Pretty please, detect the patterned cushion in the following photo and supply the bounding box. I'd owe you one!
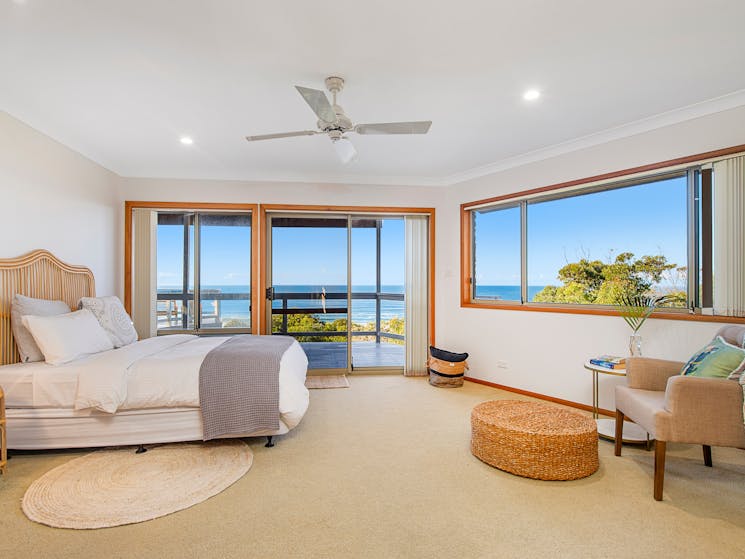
[78,296,138,348]
[11,294,71,362]
[681,336,745,379]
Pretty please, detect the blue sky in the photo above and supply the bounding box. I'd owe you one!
[271,219,404,285]
[157,223,250,287]
[157,218,405,288]
[474,175,688,287]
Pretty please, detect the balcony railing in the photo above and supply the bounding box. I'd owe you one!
[156,290,250,330]
[270,291,404,343]
[156,289,404,343]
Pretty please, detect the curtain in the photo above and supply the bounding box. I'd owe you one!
[713,155,745,317]
[131,208,158,338]
[404,215,429,376]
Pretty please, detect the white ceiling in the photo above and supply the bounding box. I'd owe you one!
[2,0,745,186]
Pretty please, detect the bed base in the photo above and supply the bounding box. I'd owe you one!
[6,407,291,450]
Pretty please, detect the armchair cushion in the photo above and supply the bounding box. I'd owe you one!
[680,336,745,379]
[615,385,666,436]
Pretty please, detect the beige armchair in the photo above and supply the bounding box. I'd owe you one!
[614,325,745,501]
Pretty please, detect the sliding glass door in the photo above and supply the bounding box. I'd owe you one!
[269,216,350,373]
[155,211,252,334]
[266,213,406,373]
[350,218,405,370]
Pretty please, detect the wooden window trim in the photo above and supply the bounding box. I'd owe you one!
[259,204,436,345]
[124,201,260,334]
[459,144,745,324]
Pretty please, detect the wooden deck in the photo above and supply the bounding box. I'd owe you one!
[301,341,404,370]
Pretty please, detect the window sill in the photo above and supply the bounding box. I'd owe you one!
[460,300,745,324]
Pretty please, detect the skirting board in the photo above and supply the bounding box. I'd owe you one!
[464,376,615,418]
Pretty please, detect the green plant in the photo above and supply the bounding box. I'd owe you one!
[615,293,671,333]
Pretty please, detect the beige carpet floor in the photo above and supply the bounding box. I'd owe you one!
[1,376,744,559]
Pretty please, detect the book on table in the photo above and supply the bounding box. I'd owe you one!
[589,355,626,369]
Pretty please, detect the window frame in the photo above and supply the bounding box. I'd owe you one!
[460,144,745,324]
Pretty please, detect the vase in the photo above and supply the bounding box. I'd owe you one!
[629,334,642,357]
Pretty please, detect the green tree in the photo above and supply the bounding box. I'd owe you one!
[533,252,685,306]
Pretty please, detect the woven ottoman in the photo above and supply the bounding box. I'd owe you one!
[471,400,598,480]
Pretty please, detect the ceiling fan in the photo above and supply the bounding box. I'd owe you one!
[245,76,432,164]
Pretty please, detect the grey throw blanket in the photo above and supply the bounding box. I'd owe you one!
[199,335,295,440]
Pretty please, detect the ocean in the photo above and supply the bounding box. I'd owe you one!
[157,284,542,325]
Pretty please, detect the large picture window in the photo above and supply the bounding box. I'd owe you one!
[462,148,745,321]
[526,175,688,307]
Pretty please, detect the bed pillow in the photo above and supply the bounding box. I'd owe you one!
[680,336,745,379]
[21,309,114,365]
[10,294,71,362]
[78,295,138,348]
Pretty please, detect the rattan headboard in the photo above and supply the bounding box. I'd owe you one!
[0,250,95,365]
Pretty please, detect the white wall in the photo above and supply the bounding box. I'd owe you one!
[437,105,745,411]
[0,112,119,295]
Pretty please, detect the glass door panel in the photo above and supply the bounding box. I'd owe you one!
[198,213,252,330]
[351,217,405,370]
[269,216,349,372]
[156,212,195,332]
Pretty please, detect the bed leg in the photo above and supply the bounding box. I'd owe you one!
[135,444,148,454]
[265,436,275,448]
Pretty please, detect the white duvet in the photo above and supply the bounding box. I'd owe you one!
[31,335,309,429]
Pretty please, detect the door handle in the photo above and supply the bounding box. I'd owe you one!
[265,287,274,300]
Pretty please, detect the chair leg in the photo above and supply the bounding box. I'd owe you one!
[654,440,666,501]
[614,409,624,456]
[703,444,712,467]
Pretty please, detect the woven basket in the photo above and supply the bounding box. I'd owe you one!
[427,356,468,388]
[471,400,598,480]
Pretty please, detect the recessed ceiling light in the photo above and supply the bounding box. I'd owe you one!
[179,136,194,145]
[523,89,541,101]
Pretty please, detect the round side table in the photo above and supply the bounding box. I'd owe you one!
[584,361,650,447]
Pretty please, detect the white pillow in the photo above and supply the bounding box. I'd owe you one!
[78,295,138,348]
[22,309,114,365]
[11,294,71,362]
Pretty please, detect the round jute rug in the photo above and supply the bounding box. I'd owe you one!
[22,440,253,529]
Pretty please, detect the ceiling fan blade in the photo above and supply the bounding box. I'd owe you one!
[354,120,432,134]
[354,121,432,135]
[295,86,337,124]
[245,130,318,142]
[332,137,358,165]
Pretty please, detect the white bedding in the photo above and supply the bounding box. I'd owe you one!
[0,335,309,431]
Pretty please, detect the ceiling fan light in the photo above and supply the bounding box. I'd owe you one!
[333,137,358,165]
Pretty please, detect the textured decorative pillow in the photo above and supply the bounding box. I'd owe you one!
[78,296,138,348]
[680,336,745,379]
[22,309,114,365]
[11,294,71,362]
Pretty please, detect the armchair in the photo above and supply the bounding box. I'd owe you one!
[614,326,745,501]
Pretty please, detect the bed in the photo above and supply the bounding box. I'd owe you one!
[0,250,309,450]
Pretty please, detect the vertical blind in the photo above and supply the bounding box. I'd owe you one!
[131,208,158,338]
[404,215,429,376]
[713,155,745,317]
